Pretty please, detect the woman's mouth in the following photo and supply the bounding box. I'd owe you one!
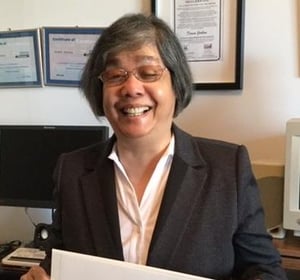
[122,106,151,117]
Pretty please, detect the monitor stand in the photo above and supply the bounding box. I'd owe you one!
[293,230,300,237]
[268,225,286,239]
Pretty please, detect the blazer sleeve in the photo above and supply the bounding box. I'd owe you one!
[233,145,287,279]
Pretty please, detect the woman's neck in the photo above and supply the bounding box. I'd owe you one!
[116,131,172,163]
[115,132,172,203]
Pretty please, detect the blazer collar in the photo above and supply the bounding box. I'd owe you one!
[172,124,207,168]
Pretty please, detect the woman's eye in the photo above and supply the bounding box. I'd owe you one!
[110,74,123,80]
[141,72,157,77]
[107,71,125,81]
[139,69,159,79]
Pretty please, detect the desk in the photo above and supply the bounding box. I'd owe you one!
[0,262,28,280]
[273,230,300,270]
[2,236,300,279]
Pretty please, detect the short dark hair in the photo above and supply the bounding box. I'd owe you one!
[80,13,193,117]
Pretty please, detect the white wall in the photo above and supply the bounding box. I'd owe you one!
[0,0,299,242]
[176,0,300,165]
[0,0,150,243]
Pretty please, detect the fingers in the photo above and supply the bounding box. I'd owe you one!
[20,266,50,280]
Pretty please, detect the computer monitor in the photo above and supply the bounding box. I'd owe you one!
[283,118,300,236]
[0,125,109,209]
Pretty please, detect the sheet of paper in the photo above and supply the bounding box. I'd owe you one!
[51,249,212,280]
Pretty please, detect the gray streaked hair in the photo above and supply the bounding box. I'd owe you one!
[80,13,193,117]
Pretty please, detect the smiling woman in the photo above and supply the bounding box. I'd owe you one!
[21,13,287,280]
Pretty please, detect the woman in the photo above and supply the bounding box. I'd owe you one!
[21,13,287,280]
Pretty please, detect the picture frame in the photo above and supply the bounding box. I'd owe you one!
[151,0,245,90]
[0,29,42,88]
[42,27,103,87]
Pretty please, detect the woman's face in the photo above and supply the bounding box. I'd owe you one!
[101,44,176,141]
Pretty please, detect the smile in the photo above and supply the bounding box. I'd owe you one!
[122,106,151,117]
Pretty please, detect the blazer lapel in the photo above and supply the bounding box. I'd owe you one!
[80,141,124,260]
[147,126,208,268]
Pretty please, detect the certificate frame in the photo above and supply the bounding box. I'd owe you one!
[151,0,245,90]
[42,27,103,87]
[0,29,42,88]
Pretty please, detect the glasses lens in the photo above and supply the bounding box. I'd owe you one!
[100,69,127,84]
[136,65,164,82]
[99,65,165,85]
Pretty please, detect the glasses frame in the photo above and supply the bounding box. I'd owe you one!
[98,65,167,86]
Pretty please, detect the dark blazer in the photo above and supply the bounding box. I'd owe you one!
[41,125,286,280]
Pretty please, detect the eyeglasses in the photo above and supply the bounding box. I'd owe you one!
[98,65,166,86]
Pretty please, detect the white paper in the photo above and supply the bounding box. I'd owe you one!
[51,249,212,280]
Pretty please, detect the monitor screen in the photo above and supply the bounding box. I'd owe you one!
[0,125,109,209]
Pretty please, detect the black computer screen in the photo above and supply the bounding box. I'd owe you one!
[0,125,109,208]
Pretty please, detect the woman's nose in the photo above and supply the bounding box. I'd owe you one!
[120,74,144,97]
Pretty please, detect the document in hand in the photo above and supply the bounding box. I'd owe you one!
[51,249,213,280]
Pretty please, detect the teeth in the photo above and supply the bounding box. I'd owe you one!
[123,106,150,116]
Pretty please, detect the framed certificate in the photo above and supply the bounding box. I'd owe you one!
[0,29,42,88]
[42,27,103,86]
[152,0,245,90]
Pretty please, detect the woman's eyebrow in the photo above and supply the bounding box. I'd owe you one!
[136,55,160,64]
[105,58,120,68]
[105,55,161,68]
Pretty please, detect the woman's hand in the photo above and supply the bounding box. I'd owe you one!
[20,266,50,280]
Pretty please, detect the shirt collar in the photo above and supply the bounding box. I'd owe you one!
[108,134,175,161]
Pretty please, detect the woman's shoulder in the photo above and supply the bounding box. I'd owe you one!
[173,126,248,167]
[174,125,242,151]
